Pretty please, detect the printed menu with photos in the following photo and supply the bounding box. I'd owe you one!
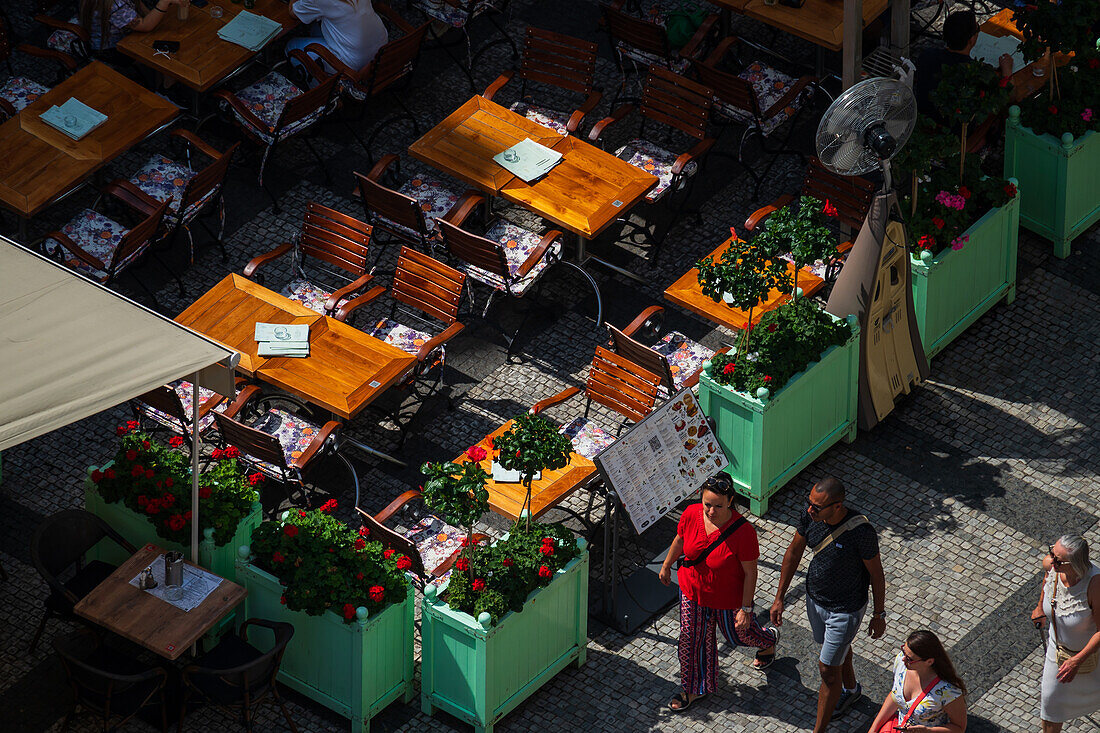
[594,387,729,534]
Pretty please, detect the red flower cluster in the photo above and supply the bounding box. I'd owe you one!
[822,199,839,218]
[395,555,412,571]
[916,235,936,251]
[131,464,145,478]
[1004,183,1017,198]
[319,499,338,514]
[763,375,773,384]
[767,323,777,333]
[472,578,486,592]
[455,557,469,572]
[1049,105,1059,115]
[383,549,395,559]
[280,595,287,605]
[538,565,552,579]
[116,420,140,436]
[272,551,285,564]
[165,514,187,532]
[126,449,138,461]
[211,446,241,460]
[343,603,356,620]
[248,473,264,487]
[502,557,514,567]
[722,363,736,376]
[958,186,971,200]
[284,524,299,538]
[298,509,307,517]
[90,469,103,483]
[465,445,487,462]
[358,526,370,537]
[198,486,212,499]
[355,538,366,550]
[932,217,946,230]
[369,585,385,603]
[539,544,555,556]
[168,436,185,448]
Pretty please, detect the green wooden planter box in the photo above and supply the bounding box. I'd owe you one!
[1004,105,1100,257]
[84,464,261,582]
[420,540,589,733]
[236,554,415,733]
[697,314,860,516]
[910,183,1020,359]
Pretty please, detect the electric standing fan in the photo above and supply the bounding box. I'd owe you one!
[817,77,929,430]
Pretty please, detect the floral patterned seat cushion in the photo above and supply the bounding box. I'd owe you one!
[414,0,498,28]
[373,175,460,241]
[128,155,218,222]
[508,100,570,136]
[45,209,138,281]
[136,380,228,434]
[368,318,445,372]
[615,43,691,75]
[560,416,617,459]
[614,138,699,202]
[0,77,50,114]
[713,62,803,137]
[247,407,324,477]
[47,23,81,56]
[651,331,714,390]
[460,220,561,295]
[402,515,464,584]
[279,278,345,316]
[227,72,323,145]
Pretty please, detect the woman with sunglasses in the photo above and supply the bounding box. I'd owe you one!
[658,475,778,712]
[1032,535,1100,733]
[866,630,967,733]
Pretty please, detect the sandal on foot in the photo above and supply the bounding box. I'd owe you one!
[668,692,707,712]
[754,626,780,670]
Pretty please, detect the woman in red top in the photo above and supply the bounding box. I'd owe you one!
[659,475,779,711]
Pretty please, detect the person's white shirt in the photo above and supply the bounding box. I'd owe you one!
[291,0,388,70]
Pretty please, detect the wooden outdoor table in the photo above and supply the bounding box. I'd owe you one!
[73,543,245,661]
[175,274,416,419]
[981,8,1071,103]
[407,95,563,194]
[663,236,825,332]
[116,0,298,93]
[454,420,598,521]
[0,62,178,238]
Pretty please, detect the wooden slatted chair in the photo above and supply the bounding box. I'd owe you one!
[244,202,375,318]
[608,306,725,394]
[36,13,91,67]
[339,247,466,443]
[353,155,462,251]
[0,15,76,121]
[130,379,251,447]
[527,346,661,460]
[214,56,339,212]
[356,497,489,590]
[436,192,563,356]
[600,0,718,109]
[589,66,715,259]
[482,26,602,137]
[745,157,876,282]
[695,37,818,199]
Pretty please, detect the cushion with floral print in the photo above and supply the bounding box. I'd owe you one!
[614,138,698,202]
[373,174,461,242]
[45,209,140,281]
[135,380,228,435]
[339,62,414,101]
[249,408,322,475]
[47,21,80,57]
[0,77,50,114]
[508,100,570,136]
[402,515,463,582]
[128,155,219,222]
[559,416,617,459]
[460,220,561,295]
[713,62,802,136]
[414,0,498,27]
[369,318,444,372]
[280,278,340,316]
[227,72,322,144]
[651,331,714,390]
[615,42,691,75]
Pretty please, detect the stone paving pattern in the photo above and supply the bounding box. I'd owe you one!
[1,0,1099,730]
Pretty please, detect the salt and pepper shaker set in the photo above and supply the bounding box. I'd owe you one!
[137,552,185,601]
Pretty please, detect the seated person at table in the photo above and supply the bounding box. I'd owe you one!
[79,0,186,52]
[287,0,388,74]
[913,10,1013,124]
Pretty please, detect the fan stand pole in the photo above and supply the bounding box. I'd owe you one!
[910,175,918,217]
[959,122,968,183]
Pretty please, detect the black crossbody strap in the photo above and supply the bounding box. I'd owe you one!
[679,517,748,569]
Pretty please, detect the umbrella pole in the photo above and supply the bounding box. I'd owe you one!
[191,375,200,564]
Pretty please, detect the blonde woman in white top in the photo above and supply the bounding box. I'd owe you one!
[1031,535,1100,733]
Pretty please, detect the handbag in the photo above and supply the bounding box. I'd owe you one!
[664,0,708,48]
[876,674,940,732]
[811,514,868,554]
[1049,572,1100,675]
[675,516,748,569]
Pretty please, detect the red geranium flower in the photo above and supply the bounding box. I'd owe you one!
[272,551,285,563]
[356,572,364,580]
[280,595,287,605]
[105,468,116,480]
[355,538,366,550]
[91,469,103,483]
[116,425,128,436]
[502,557,514,567]
[127,420,140,430]
[539,544,555,556]
[767,323,777,332]
[184,510,191,521]
[538,565,553,579]
[167,514,186,531]
[822,199,839,218]
[126,449,138,461]
[383,549,395,559]
[343,603,356,620]
[472,578,486,592]
[917,235,936,251]
[198,486,212,499]
[396,555,412,571]
[165,477,173,488]
[298,509,306,517]
[465,445,487,462]
[137,495,148,507]
[763,375,773,383]
[144,469,155,479]
[131,464,145,478]
[1004,183,1017,198]
[211,448,223,460]
[369,585,385,603]
[932,217,945,230]
[161,493,174,506]
[999,76,1009,88]
[145,499,161,515]
[319,499,338,514]
[358,526,370,537]
[722,362,736,376]
[142,440,150,449]
[958,186,971,199]
[284,525,299,538]
[460,537,471,547]
[168,436,184,448]
[248,473,264,486]
[223,446,240,459]
[455,557,469,571]
[1048,105,1058,115]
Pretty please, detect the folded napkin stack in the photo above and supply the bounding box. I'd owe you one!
[39,98,107,140]
[217,10,282,52]
[255,322,310,357]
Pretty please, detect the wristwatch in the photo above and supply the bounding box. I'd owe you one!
[873,610,887,620]
[740,605,754,613]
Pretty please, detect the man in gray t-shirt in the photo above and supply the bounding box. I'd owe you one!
[770,477,887,733]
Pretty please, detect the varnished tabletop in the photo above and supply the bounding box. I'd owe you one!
[0,62,178,218]
[408,95,564,194]
[499,135,658,240]
[741,0,889,52]
[175,274,416,419]
[663,237,825,332]
[454,420,598,521]
[980,8,1070,103]
[116,0,298,92]
[74,543,245,660]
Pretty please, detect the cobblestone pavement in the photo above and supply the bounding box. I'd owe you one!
[2,0,1099,731]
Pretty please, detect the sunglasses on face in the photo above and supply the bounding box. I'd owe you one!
[1049,546,1070,568]
[901,647,923,664]
[808,499,841,513]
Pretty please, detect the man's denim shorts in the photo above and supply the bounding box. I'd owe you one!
[806,596,866,667]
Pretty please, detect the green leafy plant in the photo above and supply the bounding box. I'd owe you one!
[706,297,852,395]
[934,62,1013,179]
[1015,50,1100,139]
[491,414,573,529]
[443,520,579,625]
[251,501,409,621]
[902,163,1017,257]
[90,422,258,546]
[420,458,491,547]
[1013,0,1100,63]
[751,195,842,297]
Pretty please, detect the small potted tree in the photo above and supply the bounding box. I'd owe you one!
[1004,0,1100,256]
[418,450,588,733]
[237,501,414,732]
[86,421,262,580]
[488,414,573,529]
[695,229,860,516]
